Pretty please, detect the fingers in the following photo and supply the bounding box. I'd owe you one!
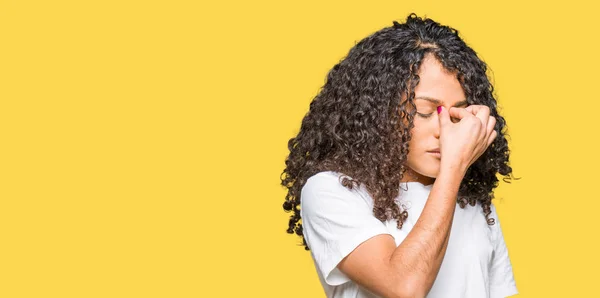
[485,116,497,149]
[473,106,490,133]
[487,130,498,148]
[465,105,492,141]
[447,107,473,121]
[486,116,496,138]
[466,105,491,124]
[438,106,451,126]
[466,105,497,156]
[473,129,497,166]
[465,105,488,116]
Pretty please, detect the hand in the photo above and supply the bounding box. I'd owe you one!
[437,105,497,173]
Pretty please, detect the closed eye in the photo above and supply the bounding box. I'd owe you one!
[417,112,460,123]
[417,112,434,119]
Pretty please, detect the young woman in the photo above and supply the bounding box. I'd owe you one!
[281,13,519,298]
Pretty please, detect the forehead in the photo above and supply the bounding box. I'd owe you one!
[413,55,465,105]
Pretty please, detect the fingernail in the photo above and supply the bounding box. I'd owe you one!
[437,106,442,114]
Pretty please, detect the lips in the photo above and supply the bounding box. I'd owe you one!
[427,148,440,153]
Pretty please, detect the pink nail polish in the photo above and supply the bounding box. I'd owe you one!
[437,106,442,114]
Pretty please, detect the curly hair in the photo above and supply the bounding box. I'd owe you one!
[280,13,519,250]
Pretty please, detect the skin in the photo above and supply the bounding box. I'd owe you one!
[401,54,469,186]
[336,54,497,298]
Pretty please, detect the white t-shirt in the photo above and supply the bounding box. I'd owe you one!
[300,171,518,298]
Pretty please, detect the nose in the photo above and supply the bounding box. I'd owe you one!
[433,111,441,139]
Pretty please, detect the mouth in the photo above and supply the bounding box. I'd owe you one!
[427,149,441,158]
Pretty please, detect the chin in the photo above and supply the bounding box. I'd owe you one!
[407,157,441,179]
[423,172,438,179]
[415,166,440,179]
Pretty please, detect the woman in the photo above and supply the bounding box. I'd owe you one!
[280,13,519,298]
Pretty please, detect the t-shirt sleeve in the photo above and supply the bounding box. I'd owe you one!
[300,173,392,286]
[488,203,519,298]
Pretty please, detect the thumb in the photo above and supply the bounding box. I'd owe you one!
[438,106,450,127]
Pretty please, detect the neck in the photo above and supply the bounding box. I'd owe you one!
[400,170,435,186]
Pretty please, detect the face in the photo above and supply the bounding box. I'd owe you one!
[401,54,468,185]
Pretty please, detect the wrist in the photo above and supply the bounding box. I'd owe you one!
[439,160,468,180]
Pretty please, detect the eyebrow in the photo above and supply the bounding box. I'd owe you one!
[414,96,468,107]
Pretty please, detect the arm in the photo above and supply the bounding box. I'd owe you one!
[339,105,495,297]
[302,106,495,297]
[337,164,466,298]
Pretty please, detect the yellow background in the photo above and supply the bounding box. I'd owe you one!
[1,0,598,297]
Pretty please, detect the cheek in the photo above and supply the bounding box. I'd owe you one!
[406,135,424,163]
[408,128,425,148]
[407,129,429,161]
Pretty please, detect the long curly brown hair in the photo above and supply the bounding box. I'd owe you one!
[280,13,519,250]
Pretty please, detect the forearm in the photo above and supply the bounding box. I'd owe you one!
[389,165,465,297]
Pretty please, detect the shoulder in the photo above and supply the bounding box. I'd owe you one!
[473,199,499,218]
[487,201,501,224]
[485,201,507,241]
[301,171,371,211]
[302,171,353,195]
